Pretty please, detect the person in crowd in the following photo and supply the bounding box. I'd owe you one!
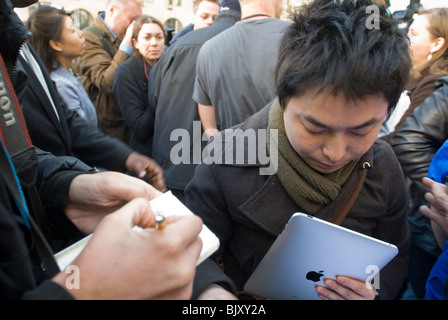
[420,177,448,300]
[113,15,165,157]
[390,76,448,299]
[381,8,448,137]
[9,2,165,191]
[193,0,290,139]
[0,0,210,300]
[189,0,412,300]
[147,0,241,203]
[73,0,143,143]
[168,0,220,46]
[25,5,98,128]
[1,152,203,299]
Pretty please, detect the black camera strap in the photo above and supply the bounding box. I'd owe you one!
[0,54,60,277]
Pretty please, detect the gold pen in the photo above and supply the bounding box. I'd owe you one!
[155,213,167,230]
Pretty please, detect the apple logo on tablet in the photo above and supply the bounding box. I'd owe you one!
[306,270,324,282]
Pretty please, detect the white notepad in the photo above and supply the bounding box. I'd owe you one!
[54,191,220,270]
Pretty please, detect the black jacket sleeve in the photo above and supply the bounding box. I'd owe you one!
[21,280,73,300]
[192,259,238,299]
[62,99,133,172]
[390,76,448,209]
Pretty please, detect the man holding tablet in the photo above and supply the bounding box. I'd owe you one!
[188,0,412,300]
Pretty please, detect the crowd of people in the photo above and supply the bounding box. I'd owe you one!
[1,0,448,301]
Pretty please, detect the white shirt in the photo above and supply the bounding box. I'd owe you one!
[20,43,60,121]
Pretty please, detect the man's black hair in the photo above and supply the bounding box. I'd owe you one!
[275,0,412,114]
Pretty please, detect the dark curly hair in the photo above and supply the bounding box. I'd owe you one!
[275,0,412,116]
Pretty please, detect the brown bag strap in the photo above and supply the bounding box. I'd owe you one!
[331,164,369,225]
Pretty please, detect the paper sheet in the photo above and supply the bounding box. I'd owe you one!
[54,191,219,270]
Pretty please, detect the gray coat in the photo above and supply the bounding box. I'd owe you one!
[148,10,241,191]
[187,103,410,300]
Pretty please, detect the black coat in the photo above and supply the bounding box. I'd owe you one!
[17,45,133,172]
[0,147,89,300]
[148,9,241,190]
[0,150,74,299]
[391,76,448,256]
[0,0,92,299]
[188,103,411,300]
[113,54,153,157]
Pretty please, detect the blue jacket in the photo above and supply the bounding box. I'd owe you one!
[426,241,448,300]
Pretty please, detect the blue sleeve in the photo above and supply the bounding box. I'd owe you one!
[426,241,448,300]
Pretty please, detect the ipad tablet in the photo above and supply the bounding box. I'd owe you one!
[244,213,398,300]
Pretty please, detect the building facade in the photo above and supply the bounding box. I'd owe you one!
[14,0,198,33]
[14,0,314,34]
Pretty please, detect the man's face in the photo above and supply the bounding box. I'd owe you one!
[192,0,219,30]
[10,0,38,8]
[283,86,388,174]
[108,0,142,39]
